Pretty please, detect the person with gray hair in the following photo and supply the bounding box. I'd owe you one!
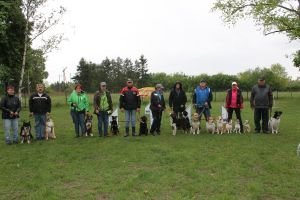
[94,82,113,137]
[150,84,166,136]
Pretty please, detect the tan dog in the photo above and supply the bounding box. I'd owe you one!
[216,116,224,134]
[243,120,251,133]
[233,119,241,134]
[191,113,200,135]
[225,120,233,134]
[45,115,56,140]
[206,116,216,134]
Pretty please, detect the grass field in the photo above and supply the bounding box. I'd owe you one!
[0,92,300,200]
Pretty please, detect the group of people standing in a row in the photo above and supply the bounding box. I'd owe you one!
[0,76,273,144]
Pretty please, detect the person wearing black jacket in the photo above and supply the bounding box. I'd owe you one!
[94,82,113,137]
[150,84,166,136]
[169,81,187,116]
[29,84,51,140]
[0,85,21,144]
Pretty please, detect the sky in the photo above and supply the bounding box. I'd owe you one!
[38,0,300,83]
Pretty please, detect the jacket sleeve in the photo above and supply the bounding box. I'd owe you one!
[250,87,255,108]
[168,91,173,107]
[107,92,113,111]
[182,91,187,105]
[208,88,213,103]
[47,95,51,113]
[162,95,166,110]
[225,90,230,108]
[93,92,99,110]
[0,96,10,112]
[29,94,34,113]
[16,97,21,113]
[240,90,244,109]
[136,89,141,109]
[119,88,125,109]
[268,86,273,108]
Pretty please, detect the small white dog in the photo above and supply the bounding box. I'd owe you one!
[243,120,251,133]
[268,111,283,134]
[233,119,241,134]
[216,116,224,134]
[206,117,216,134]
[191,113,200,135]
[225,120,233,134]
[45,115,56,140]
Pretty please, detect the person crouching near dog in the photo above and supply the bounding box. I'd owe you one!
[93,82,113,137]
[119,79,141,137]
[225,81,244,133]
[29,83,51,140]
[192,80,213,121]
[68,84,90,137]
[250,76,273,134]
[0,85,21,144]
[150,84,166,136]
[169,81,187,117]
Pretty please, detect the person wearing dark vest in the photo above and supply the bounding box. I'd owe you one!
[0,85,21,144]
[169,81,187,116]
[94,82,113,137]
[250,76,273,133]
[192,80,213,121]
[119,78,141,137]
[150,84,166,136]
[225,81,244,133]
[29,83,51,140]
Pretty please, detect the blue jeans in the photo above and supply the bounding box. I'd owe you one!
[3,119,19,143]
[125,110,136,128]
[70,111,86,136]
[97,111,109,136]
[34,114,46,140]
[196,106,211,121]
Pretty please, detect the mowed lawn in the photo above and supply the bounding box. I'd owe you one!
[0,92,300,200]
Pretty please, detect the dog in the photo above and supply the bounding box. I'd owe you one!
[297,144,300,157]
[216,116,224,134]
[85,114,93,136]
[170,112,179,136]
[45,115,56,140]
[191,113,200,135]
[206,117,216,134]
[244,120,251,133]
[225,120,233,134]
[180,111,191,134]
[20,121,33,144]
[233,119,241,134]
[139,116,148,136]
[269,111,283,134]
[110,116,119,136]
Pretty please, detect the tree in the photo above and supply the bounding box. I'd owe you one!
[18,0,65,98]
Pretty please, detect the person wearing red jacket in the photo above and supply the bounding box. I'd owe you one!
[225,81,244,133]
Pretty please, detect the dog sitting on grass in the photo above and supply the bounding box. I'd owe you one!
[85,114,93,136]
[243,120,251,133]
[45,115,56,140]
[20,121,33,144]
[269,111,283,134]
[110,116,119,136]
[180,111,191,134]
[170,112,179,136]
[226,120,233,134]
[206,117,216,134]
[139,116,148,136]
[191,113,200,135]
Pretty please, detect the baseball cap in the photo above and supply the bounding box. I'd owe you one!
[100,82,106,86]
[156,83,164,89]
[232,81,237,85]
[127,78,133,83]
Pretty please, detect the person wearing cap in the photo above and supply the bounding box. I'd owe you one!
[29,83,51,140]
[225,81,244,133]
[67,84,90,137]
[0,85,21,144]
[192,80,213,121]
[94,82,113,137]
[150,84,166,135]
[250,76,273,133]
[169,81,187,116]
[119,79,141,137]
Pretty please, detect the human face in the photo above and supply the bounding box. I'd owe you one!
[232,84,237,89]
[200,82,206,88]
[127,81,133,87]
[75,87,82,93]
[36,84,44,93]
[175,83,180,89]
[258,79,265,86]
[7,88,14,95]
[101,85,107,91]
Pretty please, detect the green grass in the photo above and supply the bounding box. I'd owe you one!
[0,92,300,200]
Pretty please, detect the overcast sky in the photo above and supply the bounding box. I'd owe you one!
[40,0,300,83]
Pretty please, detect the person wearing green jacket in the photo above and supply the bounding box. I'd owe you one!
[67,84,90,137]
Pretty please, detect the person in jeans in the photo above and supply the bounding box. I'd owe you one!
[0,85,21,144]
[169,81,187,116]
[192,80,213,121]
[119,78,141,137]
[68,84,90,137]
[94,82,113,137]
[250,76,273,133]
[29,83,51,140]
[150,84,166,136]
[225,81,244,133]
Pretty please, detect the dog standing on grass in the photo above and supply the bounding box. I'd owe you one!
[206,116,216,134]
[170,112,179,136]
[181,111,191,134]
[243,120,251,133]
[85,114,93,136]
[20,121,33,144]
[45,115,56,140]
[226,120,233,134]
[268,111,283,134]
[110,116,119,136]
[233,119,241,134]
[139,116,148,136]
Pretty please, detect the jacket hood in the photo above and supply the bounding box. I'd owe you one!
[173,81,183,90]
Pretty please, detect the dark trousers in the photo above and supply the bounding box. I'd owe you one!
[150,110,162,133]
[196,107,210,121]
[228,108,243,132]
[254,108,269,132]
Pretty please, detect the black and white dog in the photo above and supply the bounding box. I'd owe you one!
[139,116,148,136]
[85,114,93,136]
[170,112,179,136]
[110,116,119,136]
[269,111,283,134]
[20,121,33,144]
[180,111,191,134]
